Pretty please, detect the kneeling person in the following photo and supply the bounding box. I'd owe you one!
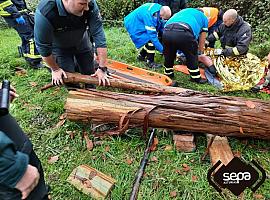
[34,0,110,87]
[163,8,208,83]
[124,3,171,68]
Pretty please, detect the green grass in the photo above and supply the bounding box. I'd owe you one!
[0,28,269,200]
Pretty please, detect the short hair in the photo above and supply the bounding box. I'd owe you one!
[224,9,238,21]
[160,6,171,19]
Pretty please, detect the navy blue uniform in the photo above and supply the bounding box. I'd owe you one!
[35,0,106,76]
[0,0,42,67]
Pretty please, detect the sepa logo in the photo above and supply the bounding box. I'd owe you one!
[207,157,266,196]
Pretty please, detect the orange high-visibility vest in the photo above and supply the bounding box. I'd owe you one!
[202,7,219,28]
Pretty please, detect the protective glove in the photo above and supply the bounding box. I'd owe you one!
[15,16,26,25]
[214,48,223,56]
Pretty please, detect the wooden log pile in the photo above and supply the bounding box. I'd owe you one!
[65,88,270,140]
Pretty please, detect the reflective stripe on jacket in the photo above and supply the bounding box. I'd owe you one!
[208,16,252,57]
[124,3,163,53]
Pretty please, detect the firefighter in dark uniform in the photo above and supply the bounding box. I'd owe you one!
[0,0,43,68]
[153,0,187,15]
[207,9,252,57]
[34,0,110,87]
[162,8,208,84]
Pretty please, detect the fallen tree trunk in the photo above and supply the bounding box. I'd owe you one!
[65,89,270,139]
[41,72,187,94]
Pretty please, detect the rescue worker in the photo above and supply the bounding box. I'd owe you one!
[124,3,171,68]
[201,7,223,48]
[0,84,49,199]
[206,9,252,57]
[162,8,208,84]
[0,0,43,68]
[202,9,252,76]
[152,0,187,15]
[34,0,110,87]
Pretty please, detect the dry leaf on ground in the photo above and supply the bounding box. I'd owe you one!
[170,191,177,198]
[150,137,159,151]
[30,82,37,87]
[151,156,158,162]
[54,119,66,128]
[164,145,173,151]
[254,194,264,199]
[191,175,198,182]
[83,132,94,151]
[182,164,190,172]
[126,158,133,165]
[105,145,110,152]
[48,155,59,164]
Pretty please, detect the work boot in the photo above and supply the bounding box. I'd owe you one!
[146,60,162,68]
[30,62,45,69]
[190,77,207,84]
[137,54,146,62]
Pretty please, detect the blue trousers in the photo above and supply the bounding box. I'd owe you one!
[3,14,41,65]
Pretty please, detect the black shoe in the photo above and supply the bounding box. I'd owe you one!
[29,62,45,69]
[137,54,146,62]
[190,78,207,84]
[146,61,162,68]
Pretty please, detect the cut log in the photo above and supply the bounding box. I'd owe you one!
[65,89,270,139]
[207,134,234,166]
[41,72,187,94]
[173,133,196,152]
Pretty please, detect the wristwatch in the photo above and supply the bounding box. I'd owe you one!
[98,66,108,73]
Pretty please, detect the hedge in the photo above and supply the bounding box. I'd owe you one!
[0,0,269,43]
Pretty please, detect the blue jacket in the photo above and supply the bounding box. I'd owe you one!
[0,131,28,188]
[124,3,164,53]
[165,8,208,40]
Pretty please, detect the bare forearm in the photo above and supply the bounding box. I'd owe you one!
[42,55,59,71]
[96,48,107,67]
[198,32,207,52]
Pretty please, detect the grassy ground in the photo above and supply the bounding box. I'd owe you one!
[0,27,269,200]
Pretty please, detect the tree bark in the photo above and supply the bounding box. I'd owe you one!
[65,89,270,140]
[41,72,187,94]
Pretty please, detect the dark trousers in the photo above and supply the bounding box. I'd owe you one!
[54,47,94,76]
[162,23,201,80]
[0,114,48,200]
[4,14,41,65]
[139,41,155,63]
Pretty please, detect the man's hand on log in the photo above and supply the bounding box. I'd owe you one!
[91,68,111,86]
[52,68,67,86]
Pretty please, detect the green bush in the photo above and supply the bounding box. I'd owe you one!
[1,0,269,43]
